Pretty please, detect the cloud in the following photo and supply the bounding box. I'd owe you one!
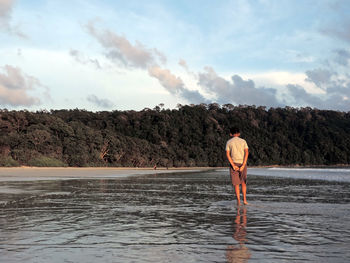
[305,68,333,89]
[181,89,208,104]
[0,0,14,29]
[333,49,350,66]
[154,49,167,65]
[69,49,102,69]
[178,59,188,70]
[87,94,114,108]
[198,66,281,107]
[287,84,324,106]
[87,22,207,104]
[0,65,42,106]
[304,66,350,96]
[86,21,164,69]
[178,58,197,78]
[287,83,350,111]
[322,20,350,43]
[148,65,207,104]
[148,66,183,93]
[85,21,350,110]
[0,0,25,37]
[286,58,350,111]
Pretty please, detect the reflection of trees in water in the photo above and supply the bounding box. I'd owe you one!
[226,207,251,263]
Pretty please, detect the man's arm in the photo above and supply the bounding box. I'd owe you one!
[226,150,239,171]
[240,148,249,172]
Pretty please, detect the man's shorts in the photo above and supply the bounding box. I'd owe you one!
[229,163,247,185]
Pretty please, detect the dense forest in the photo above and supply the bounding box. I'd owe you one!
[0,104,349,167]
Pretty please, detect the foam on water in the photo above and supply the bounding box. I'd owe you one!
[249,167,350,182]
[269,167,350,173]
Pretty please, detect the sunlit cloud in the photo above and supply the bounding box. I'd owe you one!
[87,21,208,104]
[86,21,161,69]
[0,65,43,106]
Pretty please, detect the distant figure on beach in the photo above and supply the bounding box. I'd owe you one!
[226,127,249,205]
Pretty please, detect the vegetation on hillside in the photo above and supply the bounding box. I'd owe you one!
[0,104,349,167]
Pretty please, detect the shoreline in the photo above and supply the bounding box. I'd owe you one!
[0,165,348,182]
[0,167,214,182]
[5,162,350,169]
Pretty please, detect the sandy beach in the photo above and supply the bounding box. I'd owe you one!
[0,167,214,181]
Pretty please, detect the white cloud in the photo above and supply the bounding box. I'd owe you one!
[241,71,324,94]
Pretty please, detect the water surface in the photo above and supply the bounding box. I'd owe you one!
[0,169,349,262]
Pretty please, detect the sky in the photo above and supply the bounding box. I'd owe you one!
[1,0,350,112]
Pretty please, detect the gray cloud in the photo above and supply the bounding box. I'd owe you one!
[0,0,25,37]
[0,0,14,28]
[304,66,350,97]
[87,94,114,108]
[287,84,324,106]
[179,59,188,71]
[0,65,42,106]
[181,89,208,104]
[333,49,350,66]
[305,68,333,88]
[198,67,281,107]
[178,58,196,78]
[287,83,350,111]
[287,59,350,111]
[322,20,350,43]
[69,49,102,69]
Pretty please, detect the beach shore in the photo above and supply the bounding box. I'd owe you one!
[0,166,215,181]
[1,164,348,181]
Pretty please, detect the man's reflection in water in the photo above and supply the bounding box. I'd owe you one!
[226,207,251,263]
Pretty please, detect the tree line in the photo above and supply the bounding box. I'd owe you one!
[0,104,349,167]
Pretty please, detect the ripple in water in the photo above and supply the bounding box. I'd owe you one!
[0,169,349,262]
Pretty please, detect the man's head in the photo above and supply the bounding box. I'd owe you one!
[230,127,240,136]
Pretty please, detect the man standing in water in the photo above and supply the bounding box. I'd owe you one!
[226,127,249,205]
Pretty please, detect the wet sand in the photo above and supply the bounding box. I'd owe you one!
[0,168,349,262]
[0,167,211,181]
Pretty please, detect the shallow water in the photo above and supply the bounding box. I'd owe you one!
[0,169,349,262]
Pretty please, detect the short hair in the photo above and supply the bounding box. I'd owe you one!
[230,127,240,134]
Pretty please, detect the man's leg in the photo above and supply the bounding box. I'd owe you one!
[241,182,248,205]
[234,185,241,205]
